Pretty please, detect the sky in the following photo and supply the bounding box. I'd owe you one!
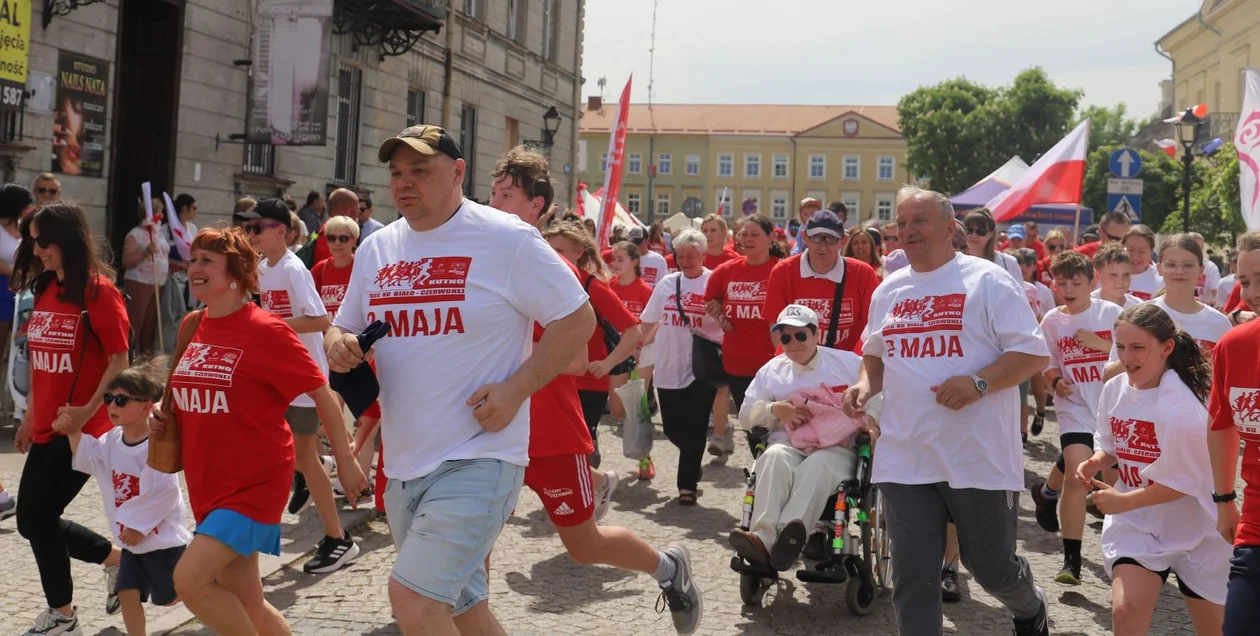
[581,0,1198,119]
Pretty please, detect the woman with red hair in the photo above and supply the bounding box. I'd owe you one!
[150,227,365,634]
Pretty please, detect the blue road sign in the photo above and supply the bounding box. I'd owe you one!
[1109,148,1142,178]
[1107,193,1141,220]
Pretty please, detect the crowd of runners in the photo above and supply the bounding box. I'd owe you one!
[2,123,1260,636]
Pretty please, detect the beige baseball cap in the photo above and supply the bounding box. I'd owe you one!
[378,125,464,163]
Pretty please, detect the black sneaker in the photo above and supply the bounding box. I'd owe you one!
[801,530,830,561]
[1054,554,1081,585]
[1029,481,1060,533]
[1013,586,1050,636]
[288,472,310,515]
[1030,412,1045,436]
[941,566,961,603]
[302,532,360,574]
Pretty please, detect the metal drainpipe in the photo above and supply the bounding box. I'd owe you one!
[1155,41,1174,116]
[441,0,456,130]
[570,0,585,209]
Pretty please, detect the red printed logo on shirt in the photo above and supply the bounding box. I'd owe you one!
[26,311,80,350]
[726,281,768,320]
[1111,417,1160,465]
[1232,388,1260,438]
[622,300,645,315]
[320,284,347,308]
[664,292,707,327]
[174,343,244,388]
[643,266,661,285]
[1057,331,1110,364]
[884,294,966,335]
[1197,339,1218,360]
[369,257,471,306]
[261,290,293,318]
[1132,291,1152,301]
[112,471,139,508]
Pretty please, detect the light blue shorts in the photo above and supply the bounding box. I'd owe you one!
[195,509,282,557]
[384,458,525,615]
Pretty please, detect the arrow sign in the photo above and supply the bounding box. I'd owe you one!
[1109,148,1143,178]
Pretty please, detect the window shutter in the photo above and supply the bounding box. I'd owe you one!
[515,0,528,44]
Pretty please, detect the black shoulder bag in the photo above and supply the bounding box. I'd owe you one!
[823,260,849,349]
[584,275,636,376]
[675,274,724,385]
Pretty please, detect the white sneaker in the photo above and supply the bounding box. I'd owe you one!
[23,608,81,636]
[320,455,336,476]
[706,428,735,456]
[593,470,619,522]
[104,565,120,615]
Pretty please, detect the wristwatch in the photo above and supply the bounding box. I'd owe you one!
[1232,309,1244,325]
[969,374,989,397]
[1213,491,1237,503]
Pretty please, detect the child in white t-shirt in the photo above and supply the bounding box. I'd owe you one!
[1076,303,1229,635]
[1091,243,1143,308]
[1030,250,1123,586]
[56,356,191,636]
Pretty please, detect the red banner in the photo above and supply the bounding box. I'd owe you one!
[597,76,632,249]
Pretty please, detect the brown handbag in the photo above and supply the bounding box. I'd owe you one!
[147,309,206,474]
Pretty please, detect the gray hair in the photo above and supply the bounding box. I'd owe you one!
[672,228,706,254]
[895,185,954,221]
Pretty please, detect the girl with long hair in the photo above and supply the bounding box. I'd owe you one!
[1077,303,1228,635]
[843,225,883,277]
[1152,234,1232,361]
[962,208,1022,282]
[608,240,657,480]
[12,202,130,634]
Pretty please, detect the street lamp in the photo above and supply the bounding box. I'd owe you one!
[1171,105,1206,233]
[524,106,563,153]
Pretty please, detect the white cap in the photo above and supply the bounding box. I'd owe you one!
[772,304,819,331]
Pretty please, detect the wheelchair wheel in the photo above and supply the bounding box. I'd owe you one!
[739,573,769,606]
[844,573,878,615]
[871,487,893,589]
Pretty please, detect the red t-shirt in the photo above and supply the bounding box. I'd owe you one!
[705,256,780,377]
[601,248,614,266]
[313,225,331,265]
[1027,239,1048,261]
[665,247,740,272]
[1074,241,1102,258]
[1209,319,1260,546]
[575,273,639,392]
[28,275,131,444]
[763,254,880,353]
[611,277,653,317]
[311,257,354,315]
[1225,282,1251,313]
[172,304,326,524]
[529,259,594,457]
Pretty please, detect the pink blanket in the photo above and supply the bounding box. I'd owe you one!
[785,384,866,454]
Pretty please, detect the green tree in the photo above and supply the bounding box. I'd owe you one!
[897,67,1081,196]
[1082,145,1186,232]
[1161,142,1247,243]
[1077,103,1140,155]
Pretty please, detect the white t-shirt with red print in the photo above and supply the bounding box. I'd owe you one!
[1197,259,1222,303]
[1091,288,1142,308]
[259,249,329,408]
[640,249,668,288]
[333,200,589,482]
[1094,371,1230,600]
[1040,299,1122,435]
[1147,297,1232,362]
[640,269,724,390]
[863,253,1049,491]
[72,428,191,553]
[1129,264,1163,301]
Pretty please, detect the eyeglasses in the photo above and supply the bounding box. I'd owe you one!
[243,221,286,235]
[883,235,898,242]
[1047,243,1065,252]
[103,393,147,407]
[965,226,989,237]
[29,234,52,249]
[37,187,59,196]
[327,234,354,244]
[1160,261,1200,272]
[778,332,810,345]
[807,233,841,245]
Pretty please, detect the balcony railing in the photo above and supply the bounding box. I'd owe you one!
[1197,112,1239,145]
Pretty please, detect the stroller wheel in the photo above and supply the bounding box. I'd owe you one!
[739,573,767,606]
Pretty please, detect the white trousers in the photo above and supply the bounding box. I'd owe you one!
[750,443,858,547]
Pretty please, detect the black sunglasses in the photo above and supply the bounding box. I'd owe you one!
[965,226,989,237]
[29,234,52,249]
[327,234,354,244]
[37,187,59,195]
[103,393,147,407]
[778,332,810,345]
[243,221,286,235]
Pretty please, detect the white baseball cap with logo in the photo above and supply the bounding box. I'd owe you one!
[772,304,820,332]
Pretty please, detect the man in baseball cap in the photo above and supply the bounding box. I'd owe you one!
[377,124,463,162]
[804,209,845,242]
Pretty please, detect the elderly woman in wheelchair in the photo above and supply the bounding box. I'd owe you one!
[726,304,888,610]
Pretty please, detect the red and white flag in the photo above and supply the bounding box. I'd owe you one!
[987,119,1090,222]
[1155,138,1178,157]
[716,187,729,216]
[596,76,632,249]
[163,191,191,260]
[1235,68,1260,230]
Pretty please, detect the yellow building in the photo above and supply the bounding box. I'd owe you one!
[576,103,911,226]
[1156,0,1260,142]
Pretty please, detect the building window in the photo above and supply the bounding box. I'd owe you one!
[718,153,733,178]
[842,193,860,219]
[627,192,641,215]
[686,154,700,176]
[243,143,274,176]
[506,0,526,43]
[809,154,825,180]
[657,193,670,216]
[876,195,894,222]
[843,156,859,180]
[741,190,760,214]
[744,154,761,179]
[460,105,477,197]
[773,154,789,179]
[628,153,642,174]
[333,65,362,186]
[715,189,732,216]
[542,0,560,62]
[601,152,608,172]
[504,117,519,149]
[771,191,789,219]
[877,156,894,181]
[464,0,484,19]
[405,88,426,127]
[657,153,671,175]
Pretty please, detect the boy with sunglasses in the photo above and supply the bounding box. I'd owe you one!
[234,198,360,574]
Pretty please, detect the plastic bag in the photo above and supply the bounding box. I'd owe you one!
[615,375,653,459]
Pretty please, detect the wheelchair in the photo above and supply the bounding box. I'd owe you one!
[729,427,893,615]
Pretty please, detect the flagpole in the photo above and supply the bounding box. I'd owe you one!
[150,225,164,352]
[1072,203,1082,246]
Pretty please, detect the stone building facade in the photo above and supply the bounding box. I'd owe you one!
[4,0,583,251]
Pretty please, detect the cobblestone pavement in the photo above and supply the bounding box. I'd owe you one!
[161,409,1233,636]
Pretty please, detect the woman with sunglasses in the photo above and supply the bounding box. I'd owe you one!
[12,201,131,635]
[962,208,1022,283]
[121,197,171,355]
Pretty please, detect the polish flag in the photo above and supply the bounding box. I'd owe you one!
[987,119,1090,222]
[596,76,632,250]
[1155,138,1178,157]
[163,191,191,260]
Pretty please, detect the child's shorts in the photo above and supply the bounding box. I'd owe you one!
[117,545,186,606]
